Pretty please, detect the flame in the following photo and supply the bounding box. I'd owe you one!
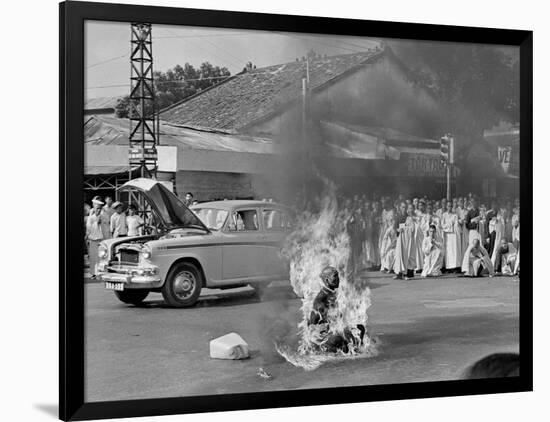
[278,179,378,370]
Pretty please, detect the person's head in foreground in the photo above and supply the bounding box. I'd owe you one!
[471,238,481,251]
[127,204,136,216]
[406,204,415,217]
[463,353,519,379]
[185,192,193,203]
[104,196,113,208]
[320,266,340,290]
[427,224,437,238]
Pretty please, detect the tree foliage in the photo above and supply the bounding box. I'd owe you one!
[390,41,519,157]
[115,62,231,118]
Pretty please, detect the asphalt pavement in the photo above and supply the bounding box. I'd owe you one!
[84,271,519,402]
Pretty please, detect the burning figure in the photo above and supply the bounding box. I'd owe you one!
[277,179,377,370]
[307,266,366,354]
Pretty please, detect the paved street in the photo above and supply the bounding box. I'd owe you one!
[85,272,519,402]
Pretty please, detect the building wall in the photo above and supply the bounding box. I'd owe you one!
[175,170,256,202]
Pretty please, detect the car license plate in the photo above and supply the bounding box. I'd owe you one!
[105,282,124,291]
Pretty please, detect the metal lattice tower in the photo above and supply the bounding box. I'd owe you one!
[129,23,158,179]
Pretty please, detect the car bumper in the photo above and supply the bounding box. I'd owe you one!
[98,267,162,289]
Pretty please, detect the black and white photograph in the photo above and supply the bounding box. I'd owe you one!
[81,17,523,404]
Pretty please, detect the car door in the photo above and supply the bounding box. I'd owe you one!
[221,208,270,282]
[261,207,292,278]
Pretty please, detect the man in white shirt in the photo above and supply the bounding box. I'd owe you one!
[110,202,128,238]
[126,204,144,237]
[86,203,104,277]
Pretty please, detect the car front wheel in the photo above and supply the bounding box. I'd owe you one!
[162,262,202,307]
[114,289,149,305]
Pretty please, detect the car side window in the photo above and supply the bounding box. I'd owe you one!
[229,210,259,231]
[263,209,293,231]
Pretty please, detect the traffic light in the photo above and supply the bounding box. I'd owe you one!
[440,134,454,165]
[440,136,450,164]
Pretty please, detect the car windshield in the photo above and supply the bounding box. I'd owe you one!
[193,208,229,231]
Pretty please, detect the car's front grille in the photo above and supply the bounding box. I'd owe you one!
[118,249,139,264]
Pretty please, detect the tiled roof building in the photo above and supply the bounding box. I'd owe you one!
[160,49,385,132]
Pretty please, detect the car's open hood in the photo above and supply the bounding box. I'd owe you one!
[118,178,209,233]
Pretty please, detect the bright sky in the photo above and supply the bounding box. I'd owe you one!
[84,20,381,99]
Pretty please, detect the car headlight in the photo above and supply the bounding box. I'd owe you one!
[142,245,152,260]
[98,244,108,260]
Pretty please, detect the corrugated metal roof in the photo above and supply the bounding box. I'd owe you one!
[84,165,133,175]
[84,115,274,154]
[84,96,120,110]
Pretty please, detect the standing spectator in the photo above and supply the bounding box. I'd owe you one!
[485,200,499,256]
[490,207,507,266]
[362,202,377,269]
[347,208,365,275]
[393,203,417,280]
[100,196,115,240]
[127,204,145,237]
[456,198,469,254]
[465,197,482,245]
[110,202,128,238]
[512,209,520,250]
[379,198,395,257]
[413,200,427,272]
[86,202,104,278]
[380,216,397,273]
[441,201,461,271]
[184,192,194,206]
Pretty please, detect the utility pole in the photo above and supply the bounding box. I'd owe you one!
[129,22,158,181]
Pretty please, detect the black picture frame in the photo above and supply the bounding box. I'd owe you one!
[60,1,533,420]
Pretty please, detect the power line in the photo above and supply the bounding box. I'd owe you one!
[86,53,129,69]
[153,32,253,39]
[86,75,234,90]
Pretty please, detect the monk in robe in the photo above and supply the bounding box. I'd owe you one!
[462,239,494,277]
[465,198,482,245]
[393,203,417,280]
[493,239,518,276]
[421,225,444,277]
[442,201,462,271]
[380,217,397,273]
[413,200,427,272]
[490,209,507,266]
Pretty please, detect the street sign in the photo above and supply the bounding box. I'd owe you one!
[498,146,512,173]
[129,146,158,162]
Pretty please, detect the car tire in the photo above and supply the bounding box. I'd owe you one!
[162,261,203,307]
[114,289,149,305]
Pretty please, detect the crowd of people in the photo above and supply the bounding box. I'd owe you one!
[84,188,520,281]
[324,193,520,280]
[84,191,199,277]
[84,195,146,278]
